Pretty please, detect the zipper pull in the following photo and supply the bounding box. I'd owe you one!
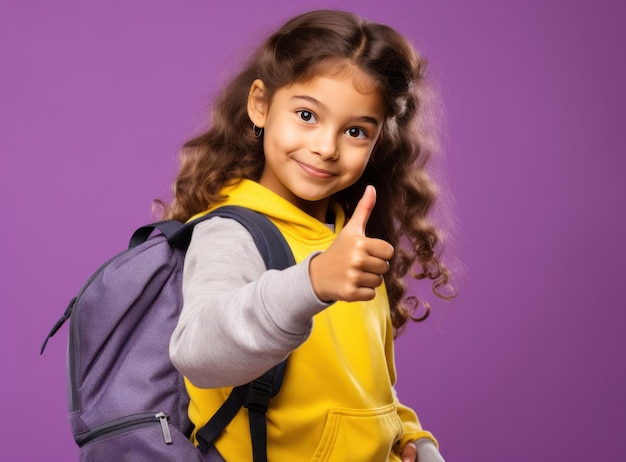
[155,412,173,444]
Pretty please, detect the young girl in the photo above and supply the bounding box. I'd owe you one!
[168,9,453,462]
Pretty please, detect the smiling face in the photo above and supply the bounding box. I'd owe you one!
[247,65,385,221]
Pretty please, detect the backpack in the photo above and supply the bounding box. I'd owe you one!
[41,206,295,462]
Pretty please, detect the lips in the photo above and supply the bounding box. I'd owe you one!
[295,160,337,179]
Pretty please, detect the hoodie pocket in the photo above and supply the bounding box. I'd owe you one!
[311,403,403,462]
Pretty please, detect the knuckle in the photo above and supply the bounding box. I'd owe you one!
[350,254,367,269]
[353,236,368,252]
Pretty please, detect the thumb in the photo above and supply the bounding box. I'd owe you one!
[346,185,376,235]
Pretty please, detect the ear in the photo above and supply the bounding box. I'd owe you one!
[247,79,269,128]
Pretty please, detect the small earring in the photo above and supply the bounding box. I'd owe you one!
[253,124,263,137]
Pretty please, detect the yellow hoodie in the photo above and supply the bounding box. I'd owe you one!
[181,180,435,461]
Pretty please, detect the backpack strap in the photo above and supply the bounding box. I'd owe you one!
[196,361,287,460]
[129,206,290,269]
[186,206,291,270]
[128,220,183,248]
[182,206,294,462]
[243,361,288,462]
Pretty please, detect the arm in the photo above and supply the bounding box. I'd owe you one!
[169,217,329,388]
[415,438,445,462]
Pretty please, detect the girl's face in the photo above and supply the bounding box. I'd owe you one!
[248,66,385,221]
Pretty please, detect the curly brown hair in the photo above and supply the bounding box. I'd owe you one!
[162,9,455,331]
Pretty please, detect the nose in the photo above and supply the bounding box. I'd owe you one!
[311,129,339,160]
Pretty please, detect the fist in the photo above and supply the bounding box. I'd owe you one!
[310,186,394,302]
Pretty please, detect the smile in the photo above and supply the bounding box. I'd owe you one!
[295,161,337,179]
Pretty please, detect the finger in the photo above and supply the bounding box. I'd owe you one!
[356,254,391,276]
[401,441,417,462]
[345,185,376,236]
[353,271,385,290]
[371,258,391,276]
[345,286,377,302]
[368,238,395,262]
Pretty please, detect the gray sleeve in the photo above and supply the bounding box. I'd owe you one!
[416,438,445,462]
[169,217,330,388]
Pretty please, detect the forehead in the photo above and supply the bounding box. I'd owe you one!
[311,61,381,93]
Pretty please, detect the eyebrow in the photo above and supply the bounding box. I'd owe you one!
[291,95,381,126]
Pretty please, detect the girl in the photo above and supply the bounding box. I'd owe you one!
[168,9,453,462]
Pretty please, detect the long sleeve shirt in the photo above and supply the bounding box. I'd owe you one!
[170,179,442,461]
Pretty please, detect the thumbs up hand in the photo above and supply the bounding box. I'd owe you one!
[309,186,394,302]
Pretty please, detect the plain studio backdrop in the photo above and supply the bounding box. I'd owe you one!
[1,1,624,460]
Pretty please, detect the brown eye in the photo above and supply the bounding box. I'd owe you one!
[296,110,316,123]
[346,127,367,138]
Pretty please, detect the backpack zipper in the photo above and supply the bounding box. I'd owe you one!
[75,412,173,446]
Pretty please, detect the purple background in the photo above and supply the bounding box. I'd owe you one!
[2,1,624,460]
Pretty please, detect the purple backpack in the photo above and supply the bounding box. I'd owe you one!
[41,206,294,462]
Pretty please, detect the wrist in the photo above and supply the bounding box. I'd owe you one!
[308,252,333,303]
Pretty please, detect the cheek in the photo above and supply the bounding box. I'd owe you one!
[342,153,372,182]
[265,118,303,153]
